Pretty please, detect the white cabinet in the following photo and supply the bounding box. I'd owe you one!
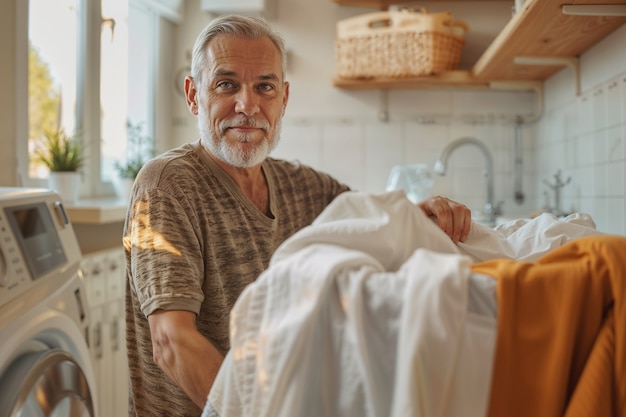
[80,248,128,417]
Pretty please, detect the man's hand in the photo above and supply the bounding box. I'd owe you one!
[418,196,471,243]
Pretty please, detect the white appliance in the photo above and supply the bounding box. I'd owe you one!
[0,187,97,416]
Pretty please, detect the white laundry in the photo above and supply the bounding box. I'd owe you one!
[458,211,600,262]
[203,190,600,417]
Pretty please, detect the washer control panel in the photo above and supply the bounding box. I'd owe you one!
[0,188,82,309]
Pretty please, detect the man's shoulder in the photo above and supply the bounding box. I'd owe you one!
[132,141,205,195]
[149,142,197,167]
[139,142,199,177]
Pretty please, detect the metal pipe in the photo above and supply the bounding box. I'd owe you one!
[514,116,525,204]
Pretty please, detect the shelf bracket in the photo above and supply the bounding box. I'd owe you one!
[489,80,544,123]
[514,56,580,96]
[561,4,626,16]
[378,90,389,122]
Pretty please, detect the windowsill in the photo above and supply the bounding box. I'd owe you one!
[64,197,129,224]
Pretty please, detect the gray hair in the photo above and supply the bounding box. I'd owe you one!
[190,15,287,87]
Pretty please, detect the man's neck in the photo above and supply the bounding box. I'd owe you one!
[208,151,270,216]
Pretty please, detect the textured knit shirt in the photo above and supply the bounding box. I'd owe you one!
[123,140,350,417]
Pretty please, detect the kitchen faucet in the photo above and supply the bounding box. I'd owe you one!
[433,137,502,227]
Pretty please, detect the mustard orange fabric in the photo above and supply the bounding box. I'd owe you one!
[471,235,626,417]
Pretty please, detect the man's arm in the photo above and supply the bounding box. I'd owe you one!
[418,195,471,243]
[148,309,224,409]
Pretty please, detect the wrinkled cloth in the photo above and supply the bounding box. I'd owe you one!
[472,235,626,417]
[459,212,600,262]
[204,190,602,417]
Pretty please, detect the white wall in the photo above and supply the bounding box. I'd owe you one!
[536,24,626,234]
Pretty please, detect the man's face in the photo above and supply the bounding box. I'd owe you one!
[186,35,289,168]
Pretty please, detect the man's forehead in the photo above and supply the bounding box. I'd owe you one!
[208,36,279,63]
[205,36,282,81]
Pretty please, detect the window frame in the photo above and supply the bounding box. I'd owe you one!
[16,0,179,200]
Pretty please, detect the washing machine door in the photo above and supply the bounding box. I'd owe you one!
[0,349,95,417]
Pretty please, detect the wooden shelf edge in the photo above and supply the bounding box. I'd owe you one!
[332,0,507,6]
[333,70,492,91]
[472,0,626,81]
[331,0,408,8]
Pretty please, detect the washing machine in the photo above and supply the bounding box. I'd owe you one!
[0,187,97,416]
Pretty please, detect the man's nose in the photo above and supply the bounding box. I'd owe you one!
[234,87,260,116]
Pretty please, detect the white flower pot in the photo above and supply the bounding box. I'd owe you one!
[48,171,81,204]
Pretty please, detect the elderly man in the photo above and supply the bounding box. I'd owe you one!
[123,14,471,417]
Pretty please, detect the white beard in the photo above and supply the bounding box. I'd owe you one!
[198,107,282,168]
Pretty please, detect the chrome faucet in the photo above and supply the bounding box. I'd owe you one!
[434,137,501,226]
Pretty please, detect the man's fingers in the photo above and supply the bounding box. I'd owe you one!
[419,196,471,243]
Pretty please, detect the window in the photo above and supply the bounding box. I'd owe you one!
[26,0,163,198]
[28,0,79,179]
[104,1,156,184]
[100,0,130,184]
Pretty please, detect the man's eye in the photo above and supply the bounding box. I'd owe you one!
[258,83,274,92]
[217,81,235,89]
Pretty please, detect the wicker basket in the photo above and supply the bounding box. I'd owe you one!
[335,10,469,79]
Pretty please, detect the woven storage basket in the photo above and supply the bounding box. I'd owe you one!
[335,9,469,79]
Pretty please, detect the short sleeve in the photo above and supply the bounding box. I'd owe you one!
[127,188,205,316]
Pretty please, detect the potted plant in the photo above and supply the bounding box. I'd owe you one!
[34,128,84,203]
[113,120,154,197]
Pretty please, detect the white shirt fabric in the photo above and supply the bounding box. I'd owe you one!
[458,211,600,262]
[203,190,600,417]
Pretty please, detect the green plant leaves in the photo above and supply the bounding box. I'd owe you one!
[34,128,84,172]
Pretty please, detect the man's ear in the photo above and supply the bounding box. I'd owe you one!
[282,81,290,113]
[184,76,198,115]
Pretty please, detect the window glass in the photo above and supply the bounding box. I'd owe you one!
[100,0,129,182]
[128,1,155,149]
[104,1,155,183]
[27,0,156,195]
[28,0,79,178]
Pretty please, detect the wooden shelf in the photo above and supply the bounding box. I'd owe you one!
[331,0,414,8]
[331,0,506,7]
[332,0,626,90]
[473,0,626,81]
[333,70,492,91]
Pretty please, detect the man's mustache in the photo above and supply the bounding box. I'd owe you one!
[220,117,269,133]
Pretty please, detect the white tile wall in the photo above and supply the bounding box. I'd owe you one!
[537,67,626,235]
[321,121,367,191]
[276,60,626,234]
[274,109,537,220]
